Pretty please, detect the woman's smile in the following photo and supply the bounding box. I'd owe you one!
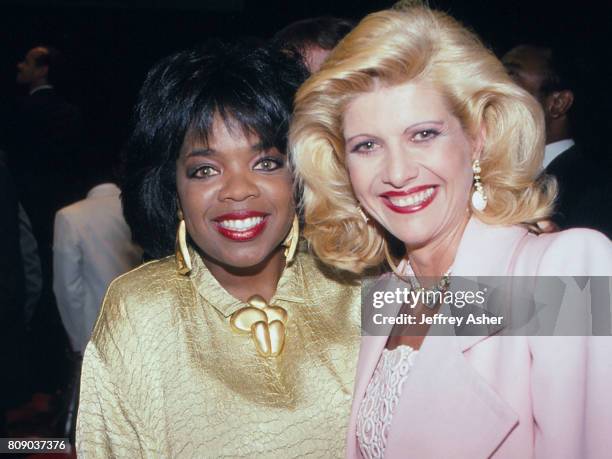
[380,185,438,214]
[213,210,269,241]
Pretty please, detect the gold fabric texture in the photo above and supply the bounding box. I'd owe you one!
[76,249,361,458]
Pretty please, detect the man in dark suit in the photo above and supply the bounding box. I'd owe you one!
[10,45,78,397]
[503,45,611,237]
[13,46,82,254]
[0,160,26,436]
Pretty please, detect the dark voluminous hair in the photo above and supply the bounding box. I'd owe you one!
[122,39,308,259]
[274,17,355,54]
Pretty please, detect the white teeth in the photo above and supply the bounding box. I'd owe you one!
[218,216,264,231]
[388,187,435,207]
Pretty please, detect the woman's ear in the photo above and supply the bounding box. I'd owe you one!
[176,199,183,220]
[472,123,487,161]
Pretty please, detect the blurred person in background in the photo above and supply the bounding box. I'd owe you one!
[53,142,142,356]
[13,45,83,254]
[503,44,612,237]
[274,16,354,72]
[0,157,26,437]
[53,141,142,440]
[11,45,83,399]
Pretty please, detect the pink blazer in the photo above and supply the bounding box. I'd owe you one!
[346,218,612,458]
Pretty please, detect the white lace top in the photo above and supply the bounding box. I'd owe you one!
[356,345,418,459]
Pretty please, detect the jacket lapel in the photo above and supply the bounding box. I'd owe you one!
[384,335,519,458]
[451,217,528,277]
[451,217,527,352]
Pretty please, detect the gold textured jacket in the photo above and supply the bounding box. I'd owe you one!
[76,249,361,458]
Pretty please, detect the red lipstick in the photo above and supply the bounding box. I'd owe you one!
[213,211,268,242]
[380,185,438,214]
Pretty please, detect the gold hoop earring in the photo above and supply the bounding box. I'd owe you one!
[282,215,300,265]
[176,209,192,275]
[471,159,487,211]
[383,241,404,278]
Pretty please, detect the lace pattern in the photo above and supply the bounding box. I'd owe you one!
[356,345,418,459]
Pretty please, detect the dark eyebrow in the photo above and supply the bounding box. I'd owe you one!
[186,148,213,158]
[251,141,265,152]
[185,141,268,158]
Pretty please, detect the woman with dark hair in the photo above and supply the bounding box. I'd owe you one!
[75,40,360,458]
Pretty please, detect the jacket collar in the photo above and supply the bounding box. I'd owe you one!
[451,217,528,351]
[29,84,53,96]
[451,216,528,278]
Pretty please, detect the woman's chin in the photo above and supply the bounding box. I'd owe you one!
[202,245,284,273]
[388,226,436,250]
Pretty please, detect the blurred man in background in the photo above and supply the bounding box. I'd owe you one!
[0,158,26,437]
[503,45,612,237]
[274,16,354,72]
[52,142,141,440]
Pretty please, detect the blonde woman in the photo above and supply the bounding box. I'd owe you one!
[290,6,612,459]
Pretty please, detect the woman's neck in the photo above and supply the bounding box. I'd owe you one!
[406,213,470,278]
[202,248,286,303]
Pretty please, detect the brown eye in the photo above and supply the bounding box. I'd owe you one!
[191,165,219,178]
[254,157,283,171]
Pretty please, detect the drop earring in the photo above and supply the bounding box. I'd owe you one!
[357,206,369,223]
[471,159,487,211]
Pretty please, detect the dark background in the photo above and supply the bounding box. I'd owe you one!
[0,0,610,440]
[1,0,610,154]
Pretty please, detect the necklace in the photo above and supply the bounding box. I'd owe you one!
[399,257,452,310]
[229,295,288,357]
[384,245,453,309]
[405,267,452,310]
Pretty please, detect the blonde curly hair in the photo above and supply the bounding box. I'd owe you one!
[290,6,556,274]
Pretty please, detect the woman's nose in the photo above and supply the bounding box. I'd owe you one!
[382,146,419,188]
[217,171,259,202]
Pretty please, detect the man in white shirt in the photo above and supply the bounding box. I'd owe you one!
[502,44,611,237]
[53,181,142,354]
